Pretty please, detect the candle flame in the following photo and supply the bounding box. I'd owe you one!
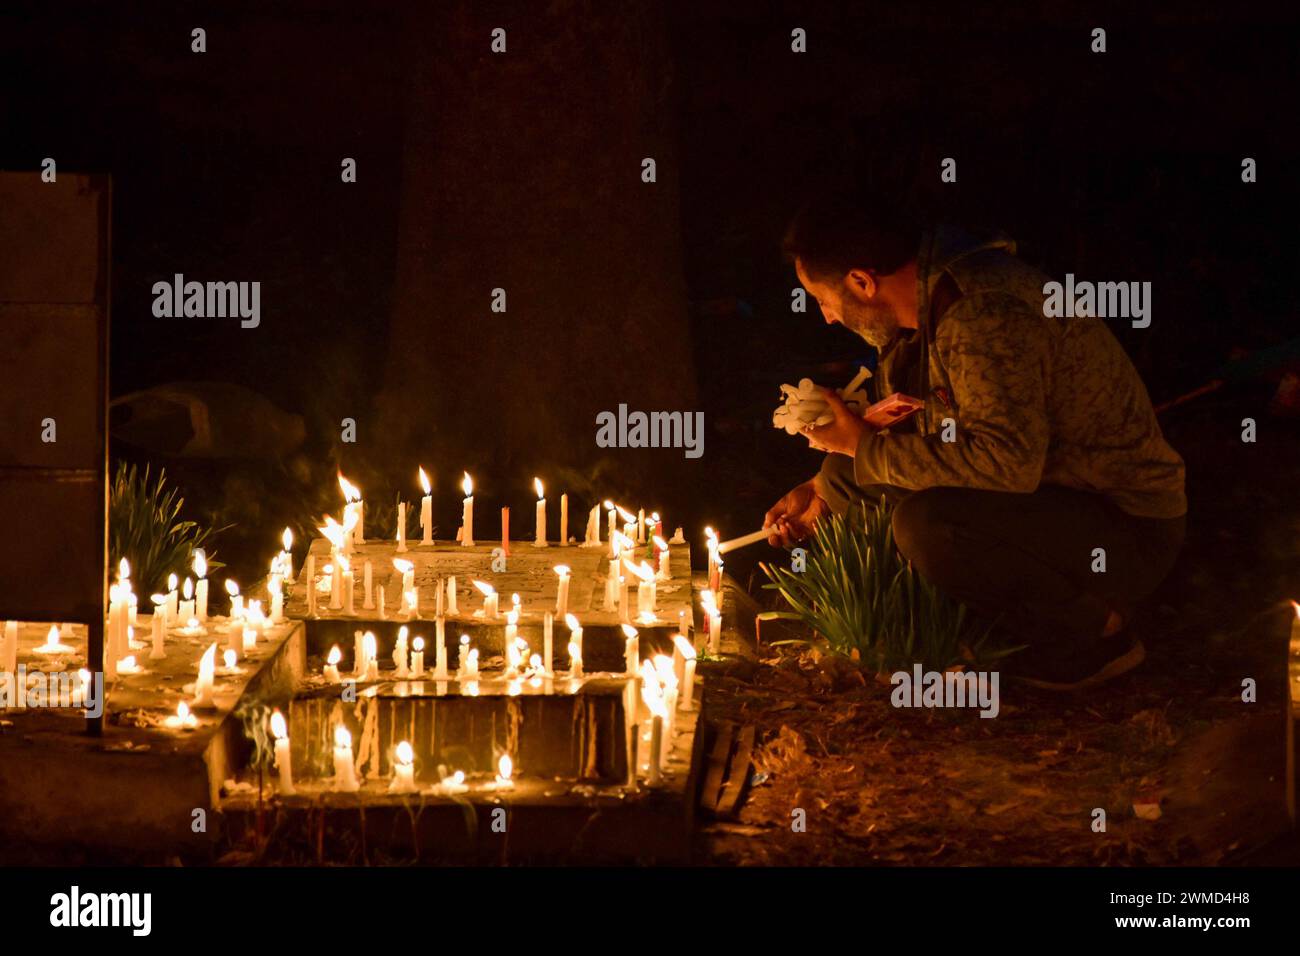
[672,634,697,659]
[225,579,240,597]
[198,643,216,679]
[223,649,237,670]
[282,527,293,551]
[363,631,377,656]
[462,472,473,497]
[177,701,191,721]
[498,754,513,780]
[604,499,615,511]
[270,710,287,740]
[327,645,342,665]
[616,505,636,523]
[534,477,544,499]
[417,465,431,495]
[118,557,130,579]
[412,636,424,651]
[320,516,347,549]
[398,624,409,642]
[338,473,362,502]
[338,554,350,573]
[121,655,136,669]
[701,589,719,615]
[472,580,496,597]
[396,740,414,766]
[554,564,570,577]
[181,578,192,600]
[1293,600,1300,619]
[193,550,207,578]
[654,654,677,686]
[334,724,352,749]
[565,613,580,631]
[653,535,668,550]
[168,573,178,591]
[623,559,653,582]
[151,593,166,606]
[392,558,413,574]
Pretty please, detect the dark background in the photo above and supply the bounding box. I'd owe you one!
[2,0,1296,582]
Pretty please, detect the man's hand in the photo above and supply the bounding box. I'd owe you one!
[802,387,870,456]
[764,478,830,547]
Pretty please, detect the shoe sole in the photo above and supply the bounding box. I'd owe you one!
[1014,640,1146,693]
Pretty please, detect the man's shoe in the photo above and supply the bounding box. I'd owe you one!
[1009,633,1146,692]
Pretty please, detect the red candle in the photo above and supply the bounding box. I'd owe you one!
[501,507,510,556]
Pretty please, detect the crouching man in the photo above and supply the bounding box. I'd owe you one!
[766,187,1186,690]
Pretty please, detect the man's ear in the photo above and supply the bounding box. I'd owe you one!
[843,268,877,301]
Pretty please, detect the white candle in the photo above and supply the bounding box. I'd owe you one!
[494,754,515,790]
[394,558,414,594]
[393,625,409,677]
[342,559,355,616]
[466,647,479,678]
[411,636,426,677]
[193,643,217,707]
[396,500,408,552]
[565,614,583,675]
[193,552,209,622]
[637,508,646,544]
[364,631,378,681]
[271,710,294,795]
[166,574,179,626]
[568,640,583,678]
[333,725,360,791]
[583,504,599,547]
[270,576,284,623]
[377,586,386,619]
[458,634,469,673]
[446,576,458,615]
[405,587,419,619]
[363,561,374,609]
[622,623,639,675]
[605,502,617,557]
[305,556,317,616]
[281,527,295,582]
[673,635,697,711]
[390,740,417,793]
[150,605,166,660]
[554,564,571,616]
[434,617,447,677]
[647,713,664,785]
[419,466,433,546]
[560,493,568,546]
[460,472,475,546]
[180,577,195,624]
[35,624,74,655]
[655,536,671,579]
[164,701,198,730]
[543,611,554,676]
[533,477,547,547]
[329,559,342,610]
[242,626,258,652]
[474,581,498,619]
[339,473,363,546]
[324,645,342,682]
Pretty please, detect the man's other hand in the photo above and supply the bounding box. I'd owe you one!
[801,386,870,456]
[764,478,830,547]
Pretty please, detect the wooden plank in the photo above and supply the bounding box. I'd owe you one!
[716,724,756,817]
[698,719,734,813]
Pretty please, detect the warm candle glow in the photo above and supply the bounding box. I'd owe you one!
[282,527,293,551]
[472,580,496,598]
[554,564,570,577]
[119,557,130,579]
[193,550,207,578]
[338,473,362,502]
[419,466,432,495]
[270,709,287,740]
[673,634,696,660]
[393,558,413,575]
[412,636,424,652]
[534,477,544,499]
[327,645,342,665]
[498,754,513,780]
[335,724,352,749]
[396,740,414,767]
[183,578,194,600]
[168,573,178,591]
[565,613,580,631]
[225,579,239,598]
[462,472,473,497]
[222,649,236,669]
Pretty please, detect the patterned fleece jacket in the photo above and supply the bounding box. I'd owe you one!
[818,227,1187,519]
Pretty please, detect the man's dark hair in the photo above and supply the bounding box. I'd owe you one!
[782,184,920,280]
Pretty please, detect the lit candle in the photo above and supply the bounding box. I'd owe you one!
[363,560,374,609]
[281,527,295,582]
[396,501,408,553]
[339,473,363,546]
[565,613,583,675]
[473,580,498,619]
[673,635,697,711]
[554,564,571,616]
[465,646,479,678]
[702,590,722,655]
[622,623,639,676]
[705,527,722,594]
[677,609,689,638]
[412,635,426,677]
[533,478,547,547]
[637,508,646,544]
[179,577,195,624]
[270,576,284,623]
[332,725,360,791]
[583,504,600,547]
[560,492,568,546]
[166,573,179,626]
[460,472,475,546]
[271,710,294,795]
[242,626,257,652]
[164,700,198,730]
[71,668,91,707]
[323,645,342,682]
[193,551,209,622]
[393,558,415,595]
[604,562,620,611]
[192,643,217,707]
[458,634,469,673]
[494,753,515,789]
[434,617,447,677]
[363,632,378,681]
[116,655,143,676]
[34,624,74,655]
[543,611,554,676]
[654,536,671,579]
[390,740,417,793]
[419,466,433,546]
